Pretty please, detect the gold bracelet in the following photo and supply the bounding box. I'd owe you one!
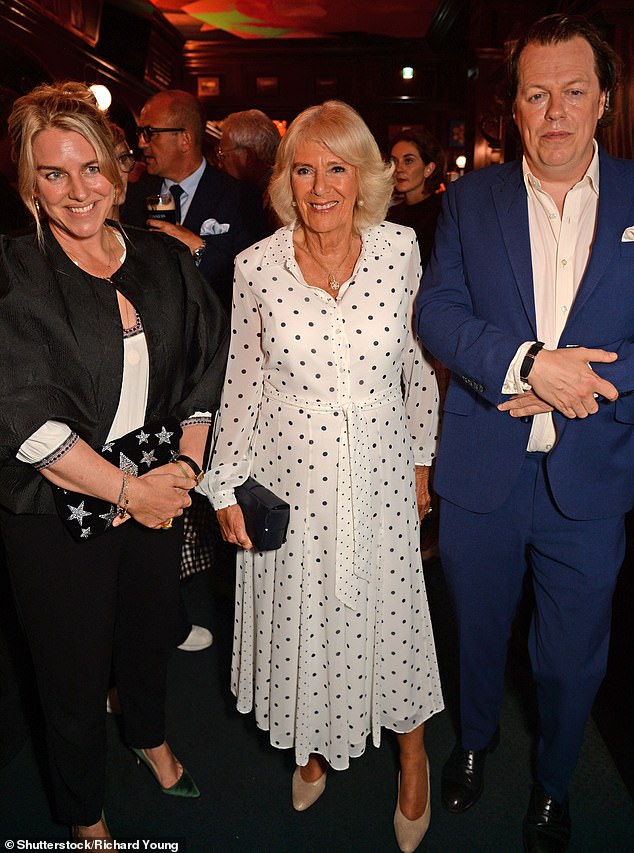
[173,460,191,479]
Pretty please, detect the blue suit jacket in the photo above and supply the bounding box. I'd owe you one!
[121,164,267,309]
[416,147,634,520]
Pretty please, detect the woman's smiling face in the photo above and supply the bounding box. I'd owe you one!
[33,127,114,240]
[291,139,358,236]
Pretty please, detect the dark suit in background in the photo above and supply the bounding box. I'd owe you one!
[122,164,267,309]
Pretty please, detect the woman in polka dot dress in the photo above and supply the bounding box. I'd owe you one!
[200,100,444,852]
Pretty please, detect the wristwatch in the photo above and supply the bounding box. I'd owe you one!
[175,454,204,485]
[519,341,545,383]
[192,243,206,267]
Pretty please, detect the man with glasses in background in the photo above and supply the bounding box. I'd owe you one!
[122,90,266,653]
[122,89,267,310]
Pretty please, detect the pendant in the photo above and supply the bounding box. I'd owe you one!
[327,273,341,291]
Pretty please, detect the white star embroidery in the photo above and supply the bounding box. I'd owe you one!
[136,429,150,444]
[67,501,92,525]
[102,442,114,453]
[155,426,173,445]
[99,506,117,528]
[141,449,157,467]
[80,527,92,539]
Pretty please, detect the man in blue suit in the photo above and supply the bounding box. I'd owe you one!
[417,14,632,852]
[122,89,267,309]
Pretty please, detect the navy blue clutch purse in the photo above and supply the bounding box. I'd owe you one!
[234,477,290,551]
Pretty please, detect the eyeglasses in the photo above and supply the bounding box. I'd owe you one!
[117,151,136,173]
[136,126,185,144]
[216,144,240,160]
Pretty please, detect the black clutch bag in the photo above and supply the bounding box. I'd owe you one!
[52,417,182,542]
[234,477,290,551]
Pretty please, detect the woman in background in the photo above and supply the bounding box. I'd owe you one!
[108,120,135,218]
[388,128,446,269]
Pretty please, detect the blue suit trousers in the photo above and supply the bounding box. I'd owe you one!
[439,451,624,801]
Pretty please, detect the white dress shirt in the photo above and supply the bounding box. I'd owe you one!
[162,159,206,224]
[503,141,600,451]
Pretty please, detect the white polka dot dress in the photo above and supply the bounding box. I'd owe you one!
[202,221,444,770]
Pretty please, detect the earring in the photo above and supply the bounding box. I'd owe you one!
[33,197,40,214]
[357,199,365,207]
[291,200,297,207]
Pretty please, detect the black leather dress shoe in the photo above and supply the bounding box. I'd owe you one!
[441,728,500,813]
[523,782,571,853]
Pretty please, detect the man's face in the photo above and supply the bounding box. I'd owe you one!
[513,36,606,184]
[137,99,185,179]
[218,132,248,181]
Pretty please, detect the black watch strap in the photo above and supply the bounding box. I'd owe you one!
[176,454,204,485]
[519,341,545,383]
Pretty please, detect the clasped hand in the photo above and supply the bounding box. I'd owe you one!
[498,346,618,419]
[112,462,194,529]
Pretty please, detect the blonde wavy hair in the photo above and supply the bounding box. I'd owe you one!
[268,100,394,230]
[8,81,123,241]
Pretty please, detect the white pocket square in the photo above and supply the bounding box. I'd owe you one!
[200,218,230,236]
[621,226,634,242]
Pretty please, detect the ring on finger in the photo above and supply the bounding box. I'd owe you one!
[160,518,173,529]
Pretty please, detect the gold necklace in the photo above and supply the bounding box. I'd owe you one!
[298,238,358,292]
[64,227,116,281]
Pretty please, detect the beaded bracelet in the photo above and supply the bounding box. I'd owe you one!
[116,471,132,519]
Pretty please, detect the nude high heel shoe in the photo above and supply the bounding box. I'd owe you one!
[393,760,431,853]
[292,765,327,811]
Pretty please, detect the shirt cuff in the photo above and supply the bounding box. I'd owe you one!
[17,420,75,466]
[502,342,535,394]
[181,411,213,427]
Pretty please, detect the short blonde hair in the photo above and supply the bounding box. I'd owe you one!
[269,100,394,230]
[8,81,123,240]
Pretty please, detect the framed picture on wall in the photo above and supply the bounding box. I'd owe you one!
[256,76,279,96]
[449,120,466,147]
[198,77,220,97]
[315,76,338,98]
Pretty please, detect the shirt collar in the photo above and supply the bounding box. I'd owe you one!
[522,139,599,196]
[163,159,206,197]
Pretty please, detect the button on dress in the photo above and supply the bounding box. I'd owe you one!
[203,221,444,769]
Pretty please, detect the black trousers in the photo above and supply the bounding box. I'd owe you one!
[1,511,183,826]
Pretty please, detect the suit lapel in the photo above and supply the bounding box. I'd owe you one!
[492,163,537,336]
[567,149,630,321]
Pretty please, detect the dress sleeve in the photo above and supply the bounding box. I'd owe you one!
[402,239,440,466]
[197,263,265,509]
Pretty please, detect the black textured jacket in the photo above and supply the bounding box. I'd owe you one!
[0,222,229,514]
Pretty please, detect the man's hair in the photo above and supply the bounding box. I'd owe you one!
[144,90,206,149]
[221,109,280,167]
[507,13,622,125]
[389,128,446,194]
[8,81,122,240]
